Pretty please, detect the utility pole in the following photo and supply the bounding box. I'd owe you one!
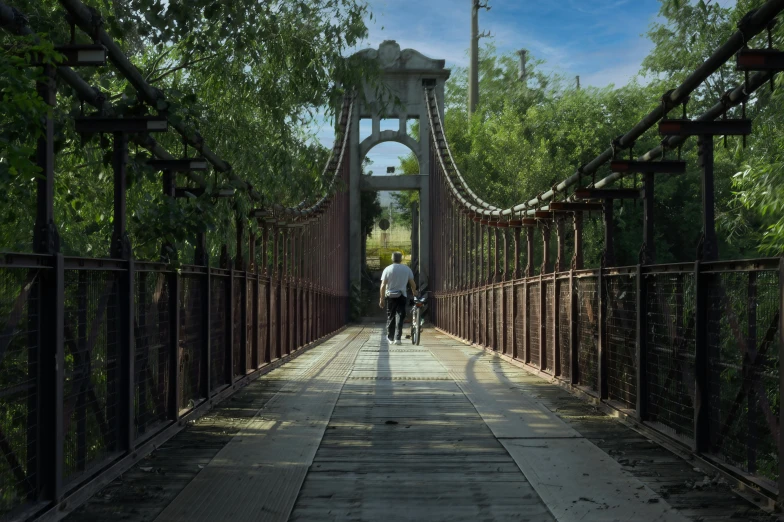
[517,49,527,83]
[576,75,581,90]
[469,0,490,116]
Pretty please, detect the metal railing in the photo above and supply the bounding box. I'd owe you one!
[0,251,348,520]
[425,0,784,505]
[0,0,354,518]
[432,259,782,498]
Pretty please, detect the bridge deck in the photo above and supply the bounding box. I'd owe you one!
[68,326,775,522]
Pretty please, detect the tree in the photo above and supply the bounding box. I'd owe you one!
[1,0,373,262]
[642,0,783,257]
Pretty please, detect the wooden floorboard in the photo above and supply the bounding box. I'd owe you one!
[153,329,369,522]
[289,328,554,522]
[62,330,358,522]
[66,326,779,522]
[429,332,780,522]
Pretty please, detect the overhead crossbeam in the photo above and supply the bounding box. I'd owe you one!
[75,117,169,133]
[610,160,686,174]
[737,48,784,70]
[549,202,603,212]
[147,159,209,171]
[573,188,641,200]
[658,118,752,136]
[27,44,107,66]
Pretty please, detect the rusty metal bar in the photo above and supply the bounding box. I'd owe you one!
[513,226,522,280]
[539,272,545,371]
[573,213,584,270]
[698,136,719,261]
[636,264,647,419]
[603,201,615,267]
[556,218,565,273]
[694,260,708,452]
[569,269,579,384]
[778,258,784,504]
[552,272,560,376]
[598,267,607,400]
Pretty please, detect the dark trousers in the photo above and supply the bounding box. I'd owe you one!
[386,295,407,341]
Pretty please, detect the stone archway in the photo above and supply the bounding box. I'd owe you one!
[348,40,450,291]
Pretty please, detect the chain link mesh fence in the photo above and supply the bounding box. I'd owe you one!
[605,273,637,409]
[706,269,780,482]
[645,272,696,440]
[0,267,43,516]
[545,280,555,374]
[134,270,169,438]
[210,274,228,391]
[529,282,541,367]
[179,275,203,411]
[62,269,119,480]
[577,276,599,391]
[558,278,571,381]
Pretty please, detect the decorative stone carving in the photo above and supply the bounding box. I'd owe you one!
[356,40,447,71]
[378,40,401,68]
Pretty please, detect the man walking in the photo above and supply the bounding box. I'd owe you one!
[379,252,417,345]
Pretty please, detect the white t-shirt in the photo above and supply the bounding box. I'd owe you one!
[381,263,414,298]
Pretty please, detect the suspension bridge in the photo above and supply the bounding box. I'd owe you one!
[2,0,784,520]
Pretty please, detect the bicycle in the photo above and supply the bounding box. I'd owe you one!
[410,294,427,345]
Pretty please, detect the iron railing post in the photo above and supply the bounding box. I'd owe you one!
[110,131,134,452]
[539,272,545,371]
[636,264,648,420]
[237,218,247,375]
[542,224,551,275]
[493,227,499,284]
[227,261,235,384]
[195,237,211,397]
[598,265,607,400]
[34,64,59,255]
[603,200,615,267]
[39,253,64,501]
[76,272,88,470]
[524,276,530,363]
[526,227,534,277]
[555,218,565,273]
[553,272,560,377]
[34,63,64,502]
[698,135,718,261]
[512,225,521,359]
[273,225,280,358]
[643,173,656,264]
[249,231,258,369]
[746,270,758,472]
[573,213,584,270]
[168,268,181,421]
[778,257,784,504]
[570,269,579,384]
[693,261,709,452]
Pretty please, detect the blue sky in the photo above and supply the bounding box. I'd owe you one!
[317,0,733,204]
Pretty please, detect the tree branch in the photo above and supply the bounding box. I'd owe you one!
[148,53,221,84]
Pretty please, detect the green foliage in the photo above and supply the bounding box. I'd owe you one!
[643,0,784,256]
[1,0,372,262]
[360,157,383,239]
[441,2,780,265]
[0,37,61,251]
[389,120,420,229]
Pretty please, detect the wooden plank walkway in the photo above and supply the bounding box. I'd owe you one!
[66,325,778,522]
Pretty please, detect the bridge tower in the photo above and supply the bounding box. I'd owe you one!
[348,40,450,292]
